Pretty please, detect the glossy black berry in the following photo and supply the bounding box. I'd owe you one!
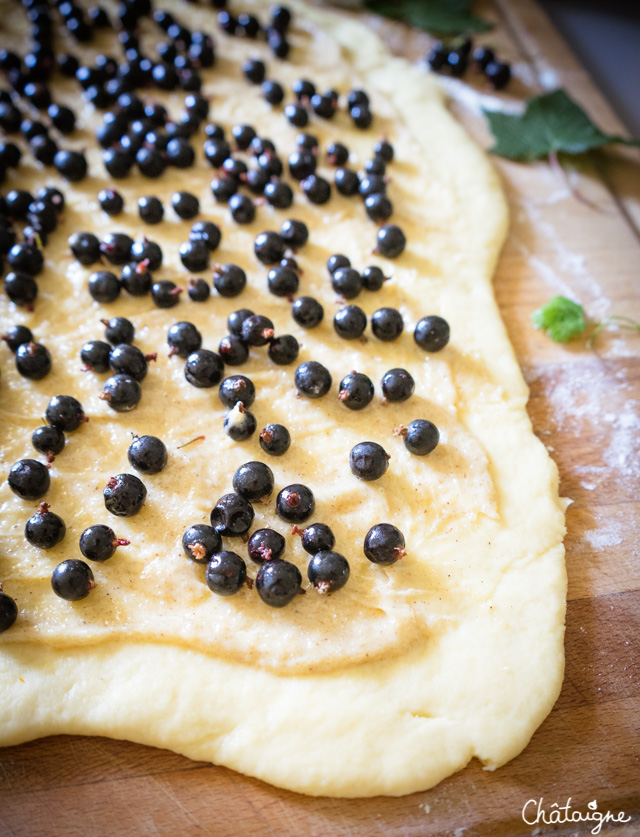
[331,267,362,299]
[137,195,164,223]
[267,265,298,298]
[288,149,316,181]
[262,79,284,104]
[48,103,75,133]
[268,335,299,365]
[206,551,247,596]
[290,297,323,330]
[100,374,141,412]
[365,193,393,221]
[427,42,449,71]
[53,148,87,181]
[259,423,291,457]
[359,174,386,199]
[446,49,468,76]
[219,374,255,408]
[131,238,163,271]
[166,321,201,358]
[362,265,386,291]
[218,334,248,366]
[204,137,231,168]
[338,372,374,410]
[364,523,405,565]
[308,550,349,593]
[80,524,129,562]
[4,271,38,308]
[376,224,406,258]
[103,473,146,517]
[68,232,100,265]
[241,314,274,346]
[228,308,254,337]
[276,483,315,524]
[211,263,246,298]
[100,232,133,266]
[172,190,199,220]
[254,230,285,265]
[256,559,300,607]
[349,441,389,481]
[371,307,404,341]
[414,315,450,352]
[400,419,440,456]
[136,146,165,177]
[485,60,511,90]
[89,270,121,303]
[280,218,308,248]
[182,349,223,388]
[16,342,51,380]
[373,139,394,163]
[334,305,367,340]
[210,492,254,536]
[233,460,274,502]
[264,180,293,209]
[25,503,66,549]
[8,459,50,500]
[32,424,65,460]
[101,317,133,346]
[81,340,111,372]
[190,220,221,252]
[0,591,18,632]
[179,239,209,272]
[332,166,358,197]
[268,29,290,59]
[8,242,44,276]
[2,325,32,352]
[126,434,167,475]
[243,57,265,84]
[302,174,331,204]
[150,280,180,308]
[51,559,95,600]
[166,136,195,168]
[182,524,221,564]
[350,104,372,129]
[284,103,308,128]
[103,147,133,178]
[299,522,334,555]
[185,278,209,302]
[45,395,85,432]
[248,528,285,563]
[227,193,255,224]
[98,188,124,216]
[109,344,150,381]
[223,403,257,441]
[294,361,331,398]
[382,368,415,403]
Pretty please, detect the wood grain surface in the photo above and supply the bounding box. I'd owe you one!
[1,1,639,835]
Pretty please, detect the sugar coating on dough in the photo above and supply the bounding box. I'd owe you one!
[0,0,566,796]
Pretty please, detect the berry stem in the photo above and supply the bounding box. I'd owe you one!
[176,435,205,450]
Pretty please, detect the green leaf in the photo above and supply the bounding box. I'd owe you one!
[485,89,640,162]
[363,0,491,36]
[531,296,587,343]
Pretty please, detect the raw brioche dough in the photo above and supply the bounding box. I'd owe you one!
[0,0,567,796]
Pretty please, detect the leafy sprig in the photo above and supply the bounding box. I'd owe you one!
[363,0,491,36]
[531,296,640,347]
[485,90,639,162]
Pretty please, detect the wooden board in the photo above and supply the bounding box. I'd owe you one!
[1,1,639,834]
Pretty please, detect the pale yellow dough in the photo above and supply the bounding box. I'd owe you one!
[0,0,567,796]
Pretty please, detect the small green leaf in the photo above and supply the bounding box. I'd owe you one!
[485,89,639,162]
[363,0,491,36]
[531,296,587,343]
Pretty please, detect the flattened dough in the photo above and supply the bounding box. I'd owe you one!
[0,0,567,796]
